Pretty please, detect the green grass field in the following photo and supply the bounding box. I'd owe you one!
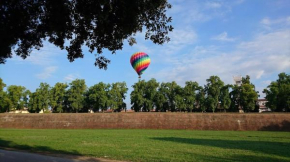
[0,129,289,162]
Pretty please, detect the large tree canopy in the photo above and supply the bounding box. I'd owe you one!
[0,0,173,68]
[205,76,224,112]
[263,72,290,112]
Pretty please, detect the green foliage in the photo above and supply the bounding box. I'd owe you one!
[263,72,290,112]
[108,82,128,112]
[240,75,258,111]
[143,79,159,112]
[130,80,146,112]
[87,82,110,112]
[196,86,206,112]
[1,0,173,68]
[153,90,167,112]
[184,81,199,112]
[220,85,231,112]
[50,83,68,113]
[22,90,31,108]
[130,79,160,112]
[229,85,241,112]
[240,84,258,111]
[155,83,170,112]
[229,76,259,112]
[2,73,289,113]
[0,78,13,112]
[0,95,12,113]
[205,76,224,112]
[37,83,51,112]
[28,83,51,113]
[0,78,5,91]
[28,91,40,113]
[67,79,87,112]
[162,81,180,112]
[0,79,9,112]
[174,85,186,112]
[6,85,26,110]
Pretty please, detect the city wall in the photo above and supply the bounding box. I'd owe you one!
[0,113,289,131]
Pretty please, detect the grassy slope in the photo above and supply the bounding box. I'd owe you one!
[0,129,289,162]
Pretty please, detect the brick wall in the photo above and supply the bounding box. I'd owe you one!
[0,113,289,131]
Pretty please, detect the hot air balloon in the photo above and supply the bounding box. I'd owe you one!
[130,52,151,79]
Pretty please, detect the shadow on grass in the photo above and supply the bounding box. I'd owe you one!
[181,152,290,162]
[259,120,290,131]
[0,138,102,162]
[152,137,290,161]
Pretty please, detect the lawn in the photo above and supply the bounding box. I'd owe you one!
[0,129,289,162]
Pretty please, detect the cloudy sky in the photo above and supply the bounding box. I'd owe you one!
[1,0,290,107]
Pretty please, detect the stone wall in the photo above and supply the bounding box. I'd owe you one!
[0,113,289,131]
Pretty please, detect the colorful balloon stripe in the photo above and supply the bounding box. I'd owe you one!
[132,58,150,69]
[130,52,150,76]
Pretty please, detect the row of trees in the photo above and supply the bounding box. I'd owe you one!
[1,73,289,113]
[130,75,258,112]
[0,79,128,113]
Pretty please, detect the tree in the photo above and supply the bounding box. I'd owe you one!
[263,72,290,112]
[219,85,231,112]
[6,85,26,110]
[108,82,128,112]
[67,79,86,112]
[28,83,50,113]
[0,78,5,92]
[154,90,167,112]
[0,93,12,112]
[205,76,224,113]
[0,0,173,68]
[184,81,199,112]
[36,82,51,112]
[87,82,110,112]
[143,79,159,112]
[28,91,41,113]
[229,85,241,112]
[240,75,258,112]
[50,82,68,112]
[130,80,146,112]
[154,83,170,112]
[175,85,186,112]
[196,86,206,112]
[22,90,31,109]
[161,81,180,112]
[0,78,12,112]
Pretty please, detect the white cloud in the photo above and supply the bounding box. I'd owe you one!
[261,18,271,25]
[235,0,245,4]
[132,28,198,65]
[131,28,197,55]
[150,29,290,87]
[133,44,153,54]
[64,74,80,82]
[169,29,198,45]
[168,0,243,25]
[238,30,290,55]
[260,16,290,30]
[262,80,272,85]
[36,66,58,79]
[256,70,265,79]
[211,32,236,42]
[205,2,222,9]
[11,42,65,66]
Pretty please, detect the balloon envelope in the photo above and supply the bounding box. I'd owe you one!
[130,52,150,76]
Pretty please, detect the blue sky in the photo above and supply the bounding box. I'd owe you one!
[1,0,290,108]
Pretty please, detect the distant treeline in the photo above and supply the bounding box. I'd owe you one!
[0,72,289,113]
